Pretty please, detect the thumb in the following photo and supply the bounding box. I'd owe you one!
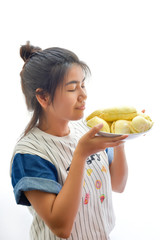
[88,123,103,138]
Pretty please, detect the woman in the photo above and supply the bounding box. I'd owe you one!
[11,42,128,240]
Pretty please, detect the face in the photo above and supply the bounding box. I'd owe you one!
[49,64,87,121]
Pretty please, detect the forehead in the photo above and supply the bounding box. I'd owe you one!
[63,64,85,84]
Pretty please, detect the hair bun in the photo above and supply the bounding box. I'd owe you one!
[20,41,42,62]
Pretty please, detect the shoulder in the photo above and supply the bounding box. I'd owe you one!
[13,128,43,152]
[11,127,52,165]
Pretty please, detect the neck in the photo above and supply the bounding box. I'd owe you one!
[38,116,70,137]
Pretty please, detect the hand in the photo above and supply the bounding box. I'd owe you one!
[76,123,128,159]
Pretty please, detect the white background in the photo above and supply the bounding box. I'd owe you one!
[0,0,160,239]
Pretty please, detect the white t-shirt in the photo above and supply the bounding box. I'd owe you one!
[11,120,115,240]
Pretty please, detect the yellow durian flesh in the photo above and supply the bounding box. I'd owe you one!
[86,106,137,122]
[87,116,110,133]
[137,112,152,122]
[100,106,137,122]
[131,116,153,133]
[86,107,153,135]
[86,110,103,121]
[111,120,132,134]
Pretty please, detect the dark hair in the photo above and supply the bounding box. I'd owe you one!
[20,41,91,135]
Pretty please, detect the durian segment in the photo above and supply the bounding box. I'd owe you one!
[87,116,110,133]
[111,120,132,134]
[131,116,153,133]
[137,112,152,122]
[86,106,137,122]
[129,124,139,133]
[86,110,104,121]
[86,107,153,135]
[101,106,137,122]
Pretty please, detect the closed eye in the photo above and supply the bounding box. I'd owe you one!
[67,89,76,92]
[67,84,85,92]
[66,78,86,92]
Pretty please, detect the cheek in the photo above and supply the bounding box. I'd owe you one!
[64,98,76,112]
[57,95,76,111]
[63,93,77,105]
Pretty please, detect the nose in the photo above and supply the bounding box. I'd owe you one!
[78,88,87,102]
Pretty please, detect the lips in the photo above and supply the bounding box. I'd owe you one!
[76,105,85,110]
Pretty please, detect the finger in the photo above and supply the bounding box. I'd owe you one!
[107,135,128,142]
[104,140,125,148]
[88,123,103,138]
[93,134,128,143]
[116,135,128,141]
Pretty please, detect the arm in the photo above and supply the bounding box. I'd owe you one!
[25,124,127,238]
[25,150,86,238]
[109,143,128,193]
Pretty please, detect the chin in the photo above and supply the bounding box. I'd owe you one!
[71,113,84,121]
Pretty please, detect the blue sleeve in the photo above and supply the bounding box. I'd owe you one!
[105,148,114,164]
[11,153,62,206]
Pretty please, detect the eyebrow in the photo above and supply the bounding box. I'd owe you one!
[65,78,85,86]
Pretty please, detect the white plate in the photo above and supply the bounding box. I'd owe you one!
[97,130,150,140]
[84,120,152,141]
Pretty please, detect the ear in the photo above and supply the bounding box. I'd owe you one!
[35,88,50,109]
